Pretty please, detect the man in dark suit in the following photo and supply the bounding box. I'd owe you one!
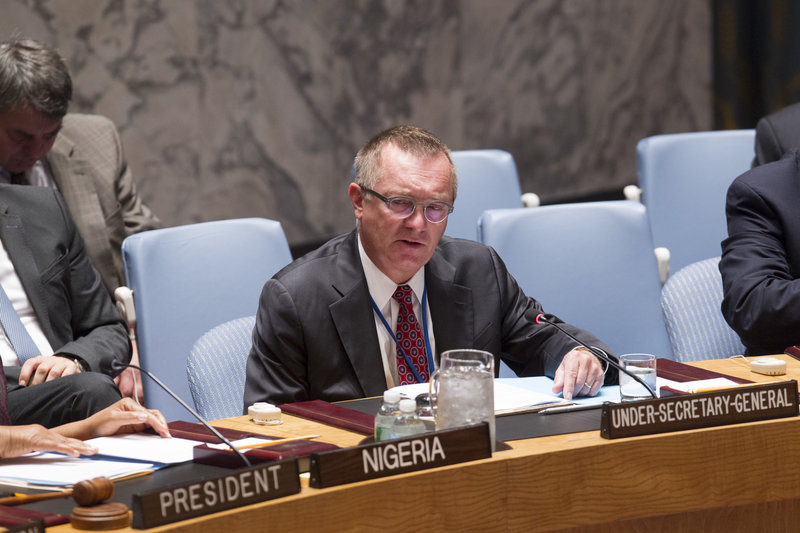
[720,148,800,355]
[720,102,800,355]
[244,125,614,408]
[0,37,161,401]
[0,184,129,427]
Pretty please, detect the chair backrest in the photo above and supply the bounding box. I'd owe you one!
[122,218,292,421]
[445,149,523,241]
[478,201,673,359]
[187,315,256,420]
[661,256,745,362]
[636,129,755,274]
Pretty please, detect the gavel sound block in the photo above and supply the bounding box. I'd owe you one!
[0,477,131,530]
[70,478,130,530]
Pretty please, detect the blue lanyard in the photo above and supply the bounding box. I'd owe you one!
[370,284,434,383]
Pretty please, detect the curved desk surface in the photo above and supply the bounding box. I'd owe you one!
[46,354,800,532]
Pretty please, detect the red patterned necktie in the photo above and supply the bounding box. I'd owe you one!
[392,285,429,385]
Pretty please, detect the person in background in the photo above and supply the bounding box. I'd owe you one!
[244,125,616,408]
[0,37,161,402]
[720,102,800,354]
[0,184,131,427]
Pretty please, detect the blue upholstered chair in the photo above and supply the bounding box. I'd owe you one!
[445,149,538,241]
[479,201,673,370]
[187,316,256,420]
[121,218,292,421]
[661,256,745,362]
[632,129,755,275]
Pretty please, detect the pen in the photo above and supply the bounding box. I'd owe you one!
[693,384,759,394]
[539,403,603,415]
[232,435,320,450]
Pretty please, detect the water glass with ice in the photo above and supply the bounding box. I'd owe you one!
[430,349,495,451]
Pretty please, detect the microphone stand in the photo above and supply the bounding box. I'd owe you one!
[113,361,252,467]
[535,314,658,400]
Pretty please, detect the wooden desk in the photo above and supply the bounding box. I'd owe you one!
[50,355,800,532]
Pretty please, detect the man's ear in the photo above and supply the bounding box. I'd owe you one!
[348,183,364,219]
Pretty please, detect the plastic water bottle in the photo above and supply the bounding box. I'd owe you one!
[374,389,401,441]
[391,399,426,438]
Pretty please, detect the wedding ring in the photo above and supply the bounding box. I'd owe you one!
[582,381,593,390]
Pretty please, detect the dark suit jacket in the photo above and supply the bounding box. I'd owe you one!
[720,150,800,354]
[43,114,161,295]
[754,102,800,167]
[244,230,613,407]
[0,184,130,375]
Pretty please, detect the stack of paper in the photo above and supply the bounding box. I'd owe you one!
[0,453,156,488]
[390,379,573,416]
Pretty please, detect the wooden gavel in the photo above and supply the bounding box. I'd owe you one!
[0,476,113,507]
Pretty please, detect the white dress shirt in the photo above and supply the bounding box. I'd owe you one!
[358,233,436,390]
[0,162,57,365]
[0,240,54,366]
[0,160,57,188]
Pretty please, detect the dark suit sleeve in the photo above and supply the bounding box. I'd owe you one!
[244,279,309,407]
[48,191,131,376]
[720,178,800,351]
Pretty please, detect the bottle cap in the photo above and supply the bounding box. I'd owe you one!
[384,389,401,403]
[398,399,417,413]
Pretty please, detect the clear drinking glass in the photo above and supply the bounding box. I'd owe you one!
[619,353,657,402]
[431,349,495,451]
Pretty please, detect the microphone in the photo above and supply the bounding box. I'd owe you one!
[534,313,657,399]
[112,360,252,467]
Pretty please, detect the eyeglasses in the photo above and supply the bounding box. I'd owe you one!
[361,187,454,223]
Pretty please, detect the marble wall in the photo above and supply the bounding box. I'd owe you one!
[1,0,711,247]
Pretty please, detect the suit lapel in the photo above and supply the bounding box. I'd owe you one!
[327,232,475,394]
[47,136,97,228]
[426,252,473,354]
[0,203,55,341]
[328,232,386,397]
[47,136,115,281]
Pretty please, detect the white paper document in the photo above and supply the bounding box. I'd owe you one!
[85,433,205,464]
[0,452,155,487]
[391,379,572,415]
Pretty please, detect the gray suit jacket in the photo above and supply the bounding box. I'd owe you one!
[244,230,613,407]
[44,114,161,295]
[0,184,130,375]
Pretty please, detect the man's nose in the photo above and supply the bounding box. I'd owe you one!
[405,205,428,228]
[25,137,51,159]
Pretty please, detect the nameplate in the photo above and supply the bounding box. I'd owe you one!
[308,423,492,489]
[601,380,798,439]
[131,458,300,529]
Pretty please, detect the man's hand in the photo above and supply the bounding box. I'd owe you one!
[18,355,82,386]
[0,424,98,458]
[114,339,144,402]
[551,347,605,400]
[85,398,170,439]
[115,367,143,403]
[53,398,171,442]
